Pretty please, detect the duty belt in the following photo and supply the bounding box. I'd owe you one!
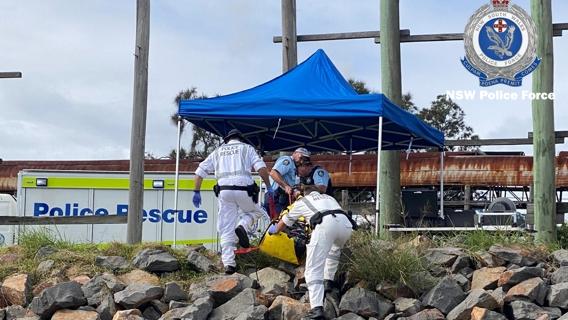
[309,209,357,230]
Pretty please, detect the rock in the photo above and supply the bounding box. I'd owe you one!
[210,288,267,320]
[542,307,562,319]
[422,276,465,314]
[335,313,366,320]
[472,267,507,290]
[4,305,38,320]
[424,247,463,267]
[187,251,215,273]
[35,246,57,260]
[131,249,179,273]
[234,305,268,320]
[398,308,445,320]
[97,293,117,320]
[498,267,544,290]
[551,249,568,266]
[394,297,422,316]
[446,289,499,320]
[471,306,507,320]
[95,256,130,271]
[162,281,188,303]
[33,278,60,297]
[323,295,339,319]
[29,281,87,319]
[339,287,394,319]
[142,305,162,320]
[504,277,548,305]
[489,287,506,309]
[168,300,190,309]
[112,309,144,320]
[159,296,213,320]
[451,256,473,274]
[113,283,163,309]
[550,266,568,284]
[51,309,99,320]
[504,300,547,320]
[452,273,470,292]
[477,251,505,268]
[118,269,160,286]
[547,282,568,308]
[72,275,91,286]
[266,295,310,320]
[408,271,439,296]
[36,259,55,274]
[192,273,257,307]
[250,267,291,296]
[150,299,169,314]
[1,273,32,306]
[82,274,126,306]
[293,266,305,290]
[488,245,537,267]
[376,282,415,300]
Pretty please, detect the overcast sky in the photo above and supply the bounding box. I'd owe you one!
[0,0,566,160]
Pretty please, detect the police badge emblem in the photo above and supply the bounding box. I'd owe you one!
[462,0,540,86]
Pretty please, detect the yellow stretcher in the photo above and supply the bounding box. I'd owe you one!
[258,201,310,265]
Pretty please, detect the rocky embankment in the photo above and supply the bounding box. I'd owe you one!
[1,242,568,319]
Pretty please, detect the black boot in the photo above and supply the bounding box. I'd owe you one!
[305,306,324,319]
[235,225,251,248]
[224,265,237,275]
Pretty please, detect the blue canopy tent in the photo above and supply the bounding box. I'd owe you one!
[178,49,443,153]
[174,49,445,236]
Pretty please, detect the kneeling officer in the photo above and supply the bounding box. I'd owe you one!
[268,185,355,319]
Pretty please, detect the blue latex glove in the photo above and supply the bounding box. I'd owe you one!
[266,186,275,199]
[193,191,202,208]
[268,223,278,235]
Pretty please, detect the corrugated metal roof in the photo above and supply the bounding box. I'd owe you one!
[1,153,567,192]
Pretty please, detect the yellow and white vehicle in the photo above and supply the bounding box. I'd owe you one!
[13,170,223,248]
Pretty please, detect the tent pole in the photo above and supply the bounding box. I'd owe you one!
[440,150,445,219]
[349,137,353,175]
[375,116,383,235]
[173,117,182,247]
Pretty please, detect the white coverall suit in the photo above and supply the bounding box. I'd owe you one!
[196,139,267,267]
[282,192,353,309]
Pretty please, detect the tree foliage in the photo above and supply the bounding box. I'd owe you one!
[170,88,221,159]
[348,80,477,150]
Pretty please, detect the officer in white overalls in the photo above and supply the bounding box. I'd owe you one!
[193,129,273,274]
[268,185,355,319]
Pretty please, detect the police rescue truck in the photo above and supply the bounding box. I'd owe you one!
[5,170,229,248]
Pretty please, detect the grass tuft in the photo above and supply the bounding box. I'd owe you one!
[345,231,429,291]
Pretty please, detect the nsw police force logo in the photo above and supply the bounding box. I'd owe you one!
[462,0,540,87]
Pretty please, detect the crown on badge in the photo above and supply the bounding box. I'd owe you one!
[491,0,510,9]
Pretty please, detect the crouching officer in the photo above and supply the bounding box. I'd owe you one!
[297,158,332,196]
[192,129,273,275]
[268,185,356,319]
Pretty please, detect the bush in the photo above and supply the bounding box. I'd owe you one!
[345,231,429,291]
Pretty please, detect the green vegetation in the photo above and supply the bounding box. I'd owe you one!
[344,231,430,291]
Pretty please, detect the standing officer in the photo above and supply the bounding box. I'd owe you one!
[296,158,332,196]
[267,147,311,214]
[268,185,355,319]
[192,129,273,274]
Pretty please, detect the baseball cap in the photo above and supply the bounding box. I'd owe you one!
[294,147,311,158]
[224,129,244,143]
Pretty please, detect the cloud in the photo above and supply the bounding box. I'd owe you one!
[0,0,565,160]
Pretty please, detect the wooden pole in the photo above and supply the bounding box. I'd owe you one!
[281,0,297,72]
[379,0,403,237]
[127,0,150,244]
[531,0,556,242]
